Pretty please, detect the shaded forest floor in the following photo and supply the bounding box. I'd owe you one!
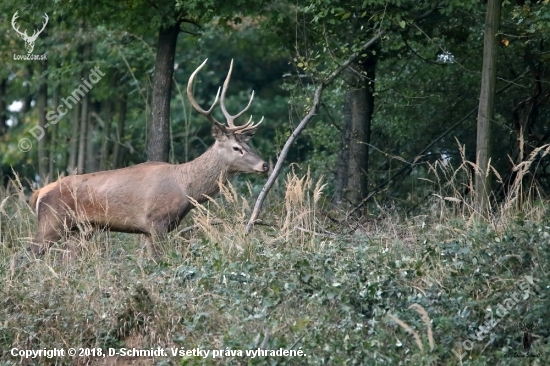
[0,174,549,365]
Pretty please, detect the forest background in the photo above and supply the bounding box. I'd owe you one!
[0,0,549,364]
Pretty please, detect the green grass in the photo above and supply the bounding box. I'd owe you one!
[0,175,549,365]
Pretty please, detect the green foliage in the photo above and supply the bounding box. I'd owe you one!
[1,183,549,364]
[1,0,550,361]
[2,0,550,209]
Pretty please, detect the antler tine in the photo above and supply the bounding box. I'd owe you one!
[239,115,254,129]
[28,13,48,41]
[11,11,28,38]
[236,116,264,135]
[220,59,255,130]
[30,13,48,39]
[38,13,48,33]
[187,59,226,130]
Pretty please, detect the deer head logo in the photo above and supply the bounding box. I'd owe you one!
[11,11,49,54]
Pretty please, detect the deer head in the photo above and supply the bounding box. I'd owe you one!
[187,59,268,174]
[11,11,49,54]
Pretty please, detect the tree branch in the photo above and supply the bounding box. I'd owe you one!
[245,4,448,230]
[245,32,383,234]
[401,33,446,66]
[321,102,341,131]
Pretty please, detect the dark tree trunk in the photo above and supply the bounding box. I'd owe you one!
[37,61,48,181]
[21,65,33,115]
[99,100,113,170]
[334,105,351,203]
[0,78,7,136]
[113,93,127,169]
[147,22,180,162]
[475,0,501,213]
[49,84,60,179]
[68,102,80,174]
[334,56,377,209]
[76,44,90,175]
[86,102,99,173]
[77,91,89,174]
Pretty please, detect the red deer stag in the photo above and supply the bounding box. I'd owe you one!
[29,59,267,256]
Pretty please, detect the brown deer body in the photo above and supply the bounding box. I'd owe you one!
[30,59,267,255]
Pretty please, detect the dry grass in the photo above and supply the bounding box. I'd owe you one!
[387,304,435,354]
[0,157,548,364]
[188,168,328,256]
[425,139,549,233]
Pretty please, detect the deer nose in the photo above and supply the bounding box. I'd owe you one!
[262,162,269,172]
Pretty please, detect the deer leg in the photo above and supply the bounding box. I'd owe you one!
[31,220,63,256]
[145,221,171,259]
[62,229,92,261]
[31,199,75,256]
[143,233,167,260]
[143,234,156,259]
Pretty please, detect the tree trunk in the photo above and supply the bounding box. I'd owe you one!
[147,22,180,162]
[49,84,60,179]
[86,102,99,173]
[68,102,80,174]
[77,91,89,174]
[334,56,376,209]
[0,77,7,136]
[246,33,382,233]
[37,60,48,181]
[475,0,501,214]
[21,65,33,115]
[112,93,127,169]
[99,100,113,170]
[334,105,351,203]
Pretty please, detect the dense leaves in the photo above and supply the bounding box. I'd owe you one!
[1,0,550,206]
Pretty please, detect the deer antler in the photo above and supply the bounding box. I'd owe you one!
[220,59,264,134]
[11,11,29,39]
[187,59,225,131]
[27,13,49,42]
[11,12,48,41]
[187,59,264,134]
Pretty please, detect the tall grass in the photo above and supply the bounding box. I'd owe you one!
[425,139,550,231]
[188,168,328,257]
[0,159,548,364]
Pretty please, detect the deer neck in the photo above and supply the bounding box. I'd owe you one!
[179,146,231,203]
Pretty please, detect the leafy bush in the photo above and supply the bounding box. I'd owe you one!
[0,171,548,365]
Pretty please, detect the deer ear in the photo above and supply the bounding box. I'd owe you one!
[237,130,255,142]
[211,124,227,141]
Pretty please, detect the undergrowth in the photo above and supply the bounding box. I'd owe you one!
[0,158,549,365]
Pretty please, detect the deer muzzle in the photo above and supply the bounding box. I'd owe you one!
[253,161,269,173]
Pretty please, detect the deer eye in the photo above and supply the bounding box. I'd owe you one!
[233,146,241,152]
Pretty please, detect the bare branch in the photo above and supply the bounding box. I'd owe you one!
[245,32,383,233]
